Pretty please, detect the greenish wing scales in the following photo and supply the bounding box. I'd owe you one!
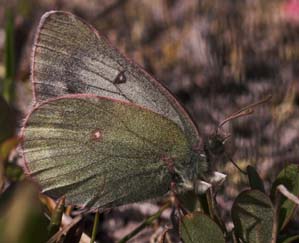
[32,11,201,146]
[23,95,192,208]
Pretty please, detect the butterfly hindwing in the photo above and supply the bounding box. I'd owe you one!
[22,95,193,208]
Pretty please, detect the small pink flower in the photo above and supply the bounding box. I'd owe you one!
[282,0,299,24]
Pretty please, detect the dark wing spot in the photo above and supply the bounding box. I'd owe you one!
[113,71,127,84]
[65,80,86,94]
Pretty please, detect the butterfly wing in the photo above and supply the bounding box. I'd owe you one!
[22,95,195,208]
[32,11,200,145]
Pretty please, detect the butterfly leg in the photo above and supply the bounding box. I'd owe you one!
[194,171,226,194]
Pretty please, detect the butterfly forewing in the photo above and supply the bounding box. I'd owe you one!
[22,95,193,208]
[32,11,200,145]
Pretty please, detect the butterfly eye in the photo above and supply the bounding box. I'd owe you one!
[113,71,127,84]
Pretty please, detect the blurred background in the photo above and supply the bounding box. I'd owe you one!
[0,0,298,242]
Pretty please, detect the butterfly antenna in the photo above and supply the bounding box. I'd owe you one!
[225,154,247,175]
[217,95,272,133]
[222,134,231,143]
[217,108,254,132]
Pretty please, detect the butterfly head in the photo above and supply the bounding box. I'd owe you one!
[205,133,227,157]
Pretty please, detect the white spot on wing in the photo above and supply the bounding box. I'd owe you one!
[91,128,102,142]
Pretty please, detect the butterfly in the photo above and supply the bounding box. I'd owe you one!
[21,11,224,209]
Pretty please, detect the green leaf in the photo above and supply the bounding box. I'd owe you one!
[0,137,19,190]
[232,189,273,243]
[271,164,299,231]
[0,136,19,161]
[0,96,15,145]
[180,212,225,243]
[47,196,65,237]
[247,165,265,193]
[0,181,49,243]
[178,190,202,213]
[3,9,15,103]
[5,162,24,182]
[278,235,299,243]
[0,181,18,208]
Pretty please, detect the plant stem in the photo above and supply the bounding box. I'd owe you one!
[271,189,281,243]
[47,196,65,236]
[90,210,100,243]
[118,202,171,243]
[206,188,227,234]
[3,8,15,104]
